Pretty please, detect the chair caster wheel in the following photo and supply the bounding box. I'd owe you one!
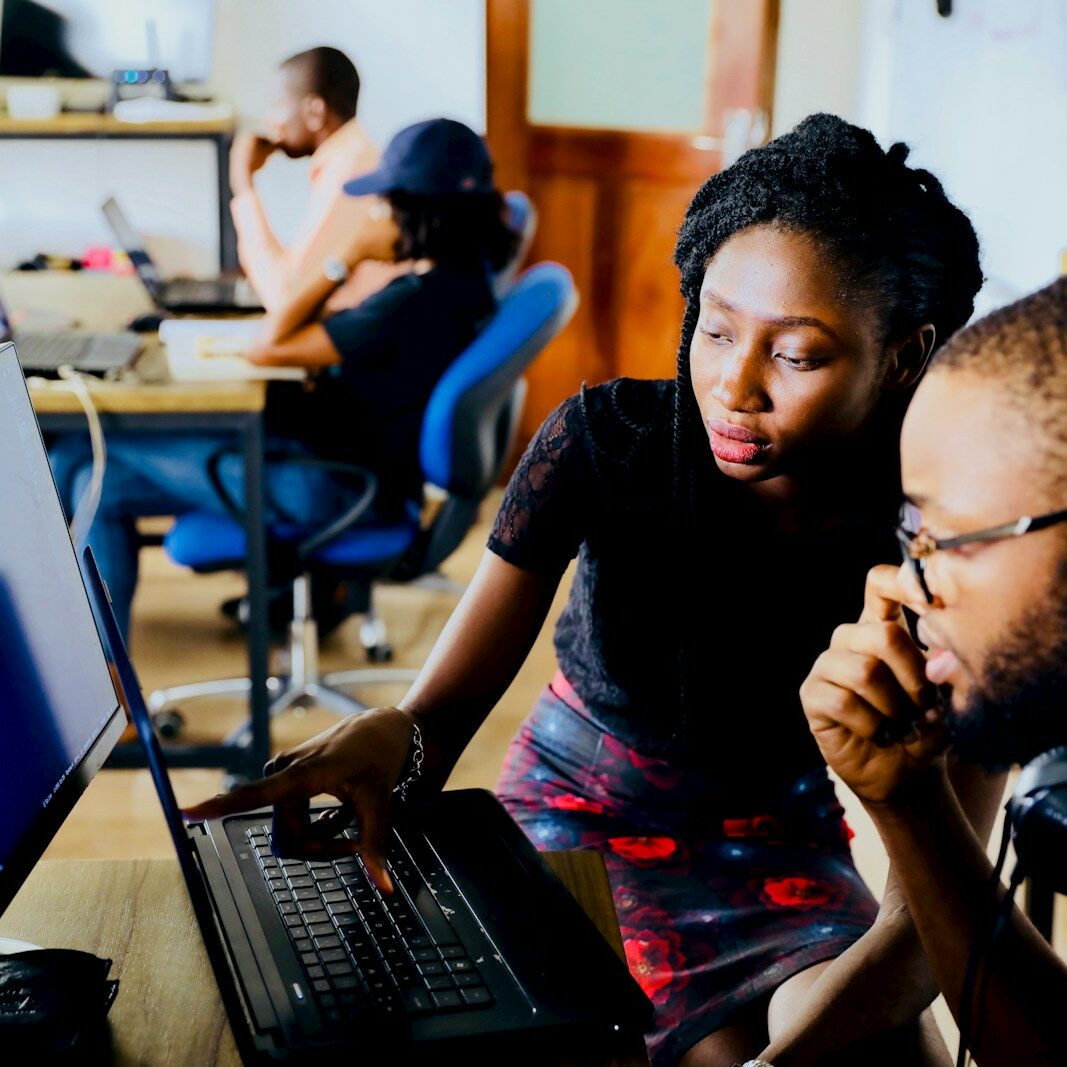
[222,773,253,793]
[366,643,394,664]
[152,709,185,740]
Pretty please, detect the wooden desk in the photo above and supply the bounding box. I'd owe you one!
[10,272,273,781]
[0,113,237,270]
[0,854,650,1067]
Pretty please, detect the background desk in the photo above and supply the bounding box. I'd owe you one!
[11,271,272,781]
[0,852,650,1067]
[0,113,237,271]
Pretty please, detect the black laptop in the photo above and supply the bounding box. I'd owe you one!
[101,196,263,314]
[0,287,142,378]
[0,340,652,1063]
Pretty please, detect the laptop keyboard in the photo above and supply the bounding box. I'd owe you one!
[245,823,495,1025]
[168,279,237,304]
[17,332,141,372]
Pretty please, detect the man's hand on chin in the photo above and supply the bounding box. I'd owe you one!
[800,563,948,807]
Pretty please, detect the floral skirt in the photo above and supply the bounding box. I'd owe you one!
[496,673,880,1067]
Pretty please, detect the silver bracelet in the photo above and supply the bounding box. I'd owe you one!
[393,722,424,802]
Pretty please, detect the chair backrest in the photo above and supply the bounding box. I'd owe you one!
[395,262,575,579]
[493,190,539,299]
[419,260,576,500]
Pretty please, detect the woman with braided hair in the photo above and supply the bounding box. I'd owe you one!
[188,114,999,1065]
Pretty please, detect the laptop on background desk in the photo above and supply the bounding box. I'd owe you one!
[0,287,143,378]
[101,196,263,314]
[0,341,652,1063]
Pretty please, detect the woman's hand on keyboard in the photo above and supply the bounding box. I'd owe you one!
[183,707,422,893]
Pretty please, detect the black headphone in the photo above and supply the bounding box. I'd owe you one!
[1006,744,1067,892]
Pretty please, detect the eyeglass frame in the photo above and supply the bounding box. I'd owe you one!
[894,503,1067,603]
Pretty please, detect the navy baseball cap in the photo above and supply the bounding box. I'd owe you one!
[343,118,495,198]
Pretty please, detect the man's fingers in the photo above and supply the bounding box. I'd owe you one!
[827,624,934,710]
[859,564,909,624]
[804,676,887,742]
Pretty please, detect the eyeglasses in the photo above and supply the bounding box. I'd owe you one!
[895,501,1067,603]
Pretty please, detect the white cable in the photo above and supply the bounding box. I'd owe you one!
[56,365,107,545]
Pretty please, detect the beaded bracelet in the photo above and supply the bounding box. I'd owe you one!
[393,722,424,802]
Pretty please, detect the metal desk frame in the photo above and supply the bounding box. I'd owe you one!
[37,407,271,780]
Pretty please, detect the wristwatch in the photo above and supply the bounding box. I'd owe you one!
[322,256,350,284]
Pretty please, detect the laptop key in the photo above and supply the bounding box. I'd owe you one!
[417,961,445,977]
[447,958,474,974]
[438,945,466,959]
[299,950,318,966]
[453,972,483,988]
[283,915,304,929]
[293,888,319,901]
[425,975,455,992]
[431,990,463,1010]
[307,922,334,938]
[319,948,348,964]
[287,876,314,889]
[333,976,361,991]
[314,936,342,952]
[307,966,325,980]
[461,986,493,1007]
[326,961,356,978]
[402,988,434,1013]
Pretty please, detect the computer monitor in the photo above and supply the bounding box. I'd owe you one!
[0,342,126,918]
[0,0,215,83]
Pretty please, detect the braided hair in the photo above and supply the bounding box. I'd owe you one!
[668,112,983,738]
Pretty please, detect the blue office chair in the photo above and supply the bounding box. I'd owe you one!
[495,191,538,299]
[148,262,577,735]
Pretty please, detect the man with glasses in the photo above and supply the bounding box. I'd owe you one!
[801,276,1067,1066]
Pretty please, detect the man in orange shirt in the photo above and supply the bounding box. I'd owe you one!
[230,46,403,313]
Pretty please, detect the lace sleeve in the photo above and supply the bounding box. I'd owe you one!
[487,390,590,575]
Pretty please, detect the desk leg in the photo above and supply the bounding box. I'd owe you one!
[217,132,238,273]
[243,415,271,778]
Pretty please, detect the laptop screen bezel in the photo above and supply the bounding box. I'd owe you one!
[0,343,127,920]
[100,196,165,302]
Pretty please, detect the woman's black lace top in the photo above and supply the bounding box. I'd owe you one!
[489,378,900,787]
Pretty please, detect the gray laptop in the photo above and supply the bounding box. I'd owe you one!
[101,196,262,314]
[0,339,652,1063]
[0,288,142,378]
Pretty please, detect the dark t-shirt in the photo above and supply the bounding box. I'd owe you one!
[489,377,901,790]
[266,264,495,508]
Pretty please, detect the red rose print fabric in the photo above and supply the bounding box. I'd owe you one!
[496,675,880,1067]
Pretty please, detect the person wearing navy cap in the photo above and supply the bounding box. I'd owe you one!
[48,119,519,641]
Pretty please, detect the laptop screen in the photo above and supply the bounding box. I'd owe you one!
[101,196,164,297]
[0,344,125,916]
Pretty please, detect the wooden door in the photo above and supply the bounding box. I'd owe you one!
[487,0,779,443]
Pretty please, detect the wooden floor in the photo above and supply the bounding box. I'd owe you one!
[42,487,1063,1054]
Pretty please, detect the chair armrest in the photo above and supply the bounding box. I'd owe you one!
[204,447,380,561]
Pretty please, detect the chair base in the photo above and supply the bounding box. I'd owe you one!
[147,573,417,747]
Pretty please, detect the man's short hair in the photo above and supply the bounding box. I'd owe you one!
[281,46,360,122]
[931,276,1067,498]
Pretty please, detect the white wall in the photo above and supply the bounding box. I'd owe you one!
[0,0,485,273]
[773,0,1067,313]
[856,0,1067,310]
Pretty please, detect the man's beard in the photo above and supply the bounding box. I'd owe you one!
[947,596,1067,771]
